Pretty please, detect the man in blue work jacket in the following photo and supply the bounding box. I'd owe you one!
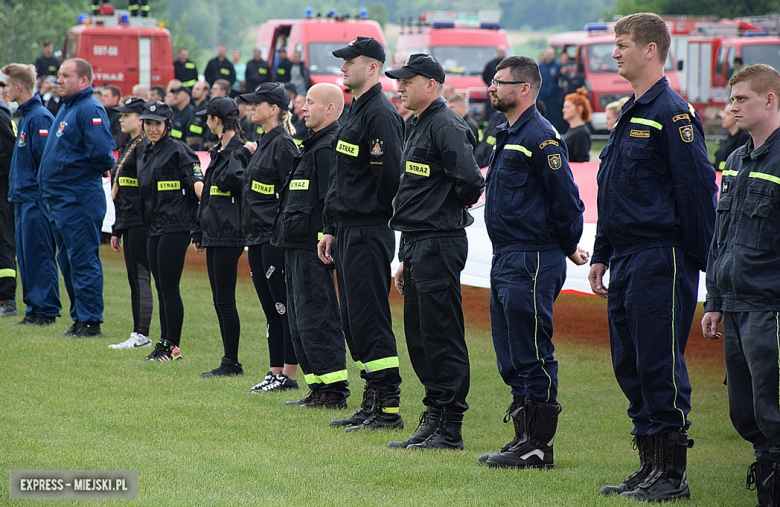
[588,14,717,501]
[3,63,60,326]
[39,58,115,338]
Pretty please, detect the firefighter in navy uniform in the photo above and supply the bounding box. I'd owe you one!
[385,54,485,450]
[273,83,349,409]
[318,37,405,431]
[588,14,717,502]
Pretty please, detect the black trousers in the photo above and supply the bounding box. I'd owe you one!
[207,246,244,362]
[724,311,780,462]
[147,232,190,346]
[285,248,348,397]
[401,233,469,413]
[121,226,153,336]
[0,185,16,301]
[247,243,296,367]
[332,224,401,391]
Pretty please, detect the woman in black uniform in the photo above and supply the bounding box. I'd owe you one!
[135,101,204,361]
[238,83,300,392]
[194,97,251,377]
[109,97,154,349]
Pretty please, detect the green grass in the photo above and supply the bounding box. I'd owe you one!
[0,246,752,505]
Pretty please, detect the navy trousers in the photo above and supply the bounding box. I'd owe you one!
[15,201,60,317]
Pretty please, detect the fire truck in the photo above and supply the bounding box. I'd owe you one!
[255,10,396,102]
[550,24,683,131]
[62,1,174,96]
[392,10,512,109]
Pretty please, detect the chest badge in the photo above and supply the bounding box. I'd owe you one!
[56,121,68,137]
[370,138,384,157]
[679,125,694,143]
[547,154,562,170]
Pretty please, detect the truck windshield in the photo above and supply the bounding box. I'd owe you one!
[307,42,350,75]
[587,43,674,73]
[430,46,495,75]
[741,44,780,71]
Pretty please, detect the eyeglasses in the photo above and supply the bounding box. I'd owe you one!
[491,79,526,87]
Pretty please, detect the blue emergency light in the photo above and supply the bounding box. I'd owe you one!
[120,12,130,24]
[305,7,313,19]
[359,8,368,19]
[744,29,769,36]
[328,9,336,18]
[78,13,89,24]
[585,23,609,32]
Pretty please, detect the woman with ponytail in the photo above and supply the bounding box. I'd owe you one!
[561,87,593,162]
[109,97,154,349]
[137,101,204,362]
[194,97,252,377]
[238,83,300,393]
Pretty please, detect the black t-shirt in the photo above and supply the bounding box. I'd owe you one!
[562,124,591,163]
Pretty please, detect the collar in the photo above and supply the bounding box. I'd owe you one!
[413,96,446,124]
[18,95,43,114]
[63,87,94,106]
[148,134,172,153]
[631,77,669,106]
[745,127,780,159]
[302,121,338,151]
[498,104,538,135]
[349,82,383,115]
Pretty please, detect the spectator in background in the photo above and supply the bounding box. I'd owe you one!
[211,79,231,98]
[538,47,565,133]
[713,101,750,171]
[442,83,456,100]
[291,93,308,143]
[482,46,507,88]
[288,50,311,94]
[34,41,60,84]
[204,44,236,88]
[164,79,181,107]
[231,49,246,95]
[44,80,64,117]
[559,54,585,96]
[132,84,150,100]
[149,85,166,102]
[275,47,292,82]
[170,87,195,143]
[447,93,480,141]
[730,57,744,79]
[174,48,198,89]
[604,97,628,131]
[561,87,592,162]
[188,81,210,149]
[283,83,297,104]
[101,85,130,150]
[245,47,271,94]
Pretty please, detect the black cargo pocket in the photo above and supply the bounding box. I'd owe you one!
[497,168,528,215]
[622,142,653,191]
[736,197,774,251]
[416,277,451,294]
[282,206,312,244]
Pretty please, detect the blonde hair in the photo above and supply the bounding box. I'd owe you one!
[605,96,629,117]
[2,63,36,92]
[279,109,295,136]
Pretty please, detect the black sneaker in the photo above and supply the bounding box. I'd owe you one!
[250,371,276,393]
[145,339,182,362]
[72,321,102,337]
[31,316,56,326]
[61,322,81,336]
[11,314,36,326]
[201,357,244,378]
[261,373,299,392]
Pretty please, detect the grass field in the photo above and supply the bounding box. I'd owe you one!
[0,246,754,506]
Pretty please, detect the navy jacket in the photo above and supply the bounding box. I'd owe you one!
[485,105,584,255]
[38,87,115,199]
[9,97,53,202]
[593,77,717,271]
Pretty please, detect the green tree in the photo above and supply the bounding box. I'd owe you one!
[609,0,780,18]
[368,2,388,28]
[0,0,85,65]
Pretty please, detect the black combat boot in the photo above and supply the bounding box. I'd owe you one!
[599,435,654,495]
[485,401,560,469]
[478,396,529,464]
[388,406,441,449]
[286,387,320,407]
[407,408,464,450]
[346,388,403,431]
[747,459,779,507]
[330,385,375,427]
[621,432,693,501]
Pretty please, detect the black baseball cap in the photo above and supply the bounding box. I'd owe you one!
[139,101,173,121]
[171,86,191,96]
[332,36,386,63]
[238,82,291,110]
[386,54,445,84]
[115,97,147,114]
[195,96,239,120]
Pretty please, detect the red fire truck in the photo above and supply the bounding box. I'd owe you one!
[62,4,174,96]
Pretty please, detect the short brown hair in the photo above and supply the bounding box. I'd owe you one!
[213,79,230,95]
[2,63,36,92]
[730,64,780,110]
[65,58,93,83]
[565,87,592,122]
[495,56,542,98]
[105,85,121,99]
[614,13,671,63]
[446,93,466,106]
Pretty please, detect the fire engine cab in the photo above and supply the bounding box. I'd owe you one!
[256,10,396,102]
[392,11,512,108]
[63,1,174,96]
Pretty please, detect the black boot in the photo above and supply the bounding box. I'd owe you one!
[388,406,441,448]
[407,408,464,450]
[599,435,654,495]
[485,401,560,469]
[305,391,348,410]
[478,396,528,464]
[621,432,693,501]
[286,387,320,407]
[330,385,374,427]
[346,388,404,431]
[748,459,779,507]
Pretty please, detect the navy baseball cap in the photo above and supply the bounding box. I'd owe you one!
[139,101,173,121]
[115,97,147,114]
[195,96,239,120]
[238,82,292,110]
[332,36,386,63]
[386,54,446,84]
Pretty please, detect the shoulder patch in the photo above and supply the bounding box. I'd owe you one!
[679,125,694,143]
[193,163,202,176]
[672,114,690,122]
[547,154,562,170]
[370,138,384,157]
[539,139,559,149]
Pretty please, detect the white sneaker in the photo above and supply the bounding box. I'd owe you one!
[108,332,152,349]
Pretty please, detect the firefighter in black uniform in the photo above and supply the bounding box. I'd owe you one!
[319,37,405,431]
[34,41,60,83]
[245,48,272,94]
[174,48,199,89]
[204,44,236,89]
[273,83,349,409]
[385,54,485,450]
[170,87,195,143]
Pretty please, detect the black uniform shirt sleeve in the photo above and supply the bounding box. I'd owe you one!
[213,149,248,193]
[432,121,484,206]
[315,147,334,201]
[178,144,204,196]
[367,110,404,213]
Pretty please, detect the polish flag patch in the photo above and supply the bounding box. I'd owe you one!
[38,129,48,136]
[92,118,102,125]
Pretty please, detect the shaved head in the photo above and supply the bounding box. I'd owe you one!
[303,83,344,131]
